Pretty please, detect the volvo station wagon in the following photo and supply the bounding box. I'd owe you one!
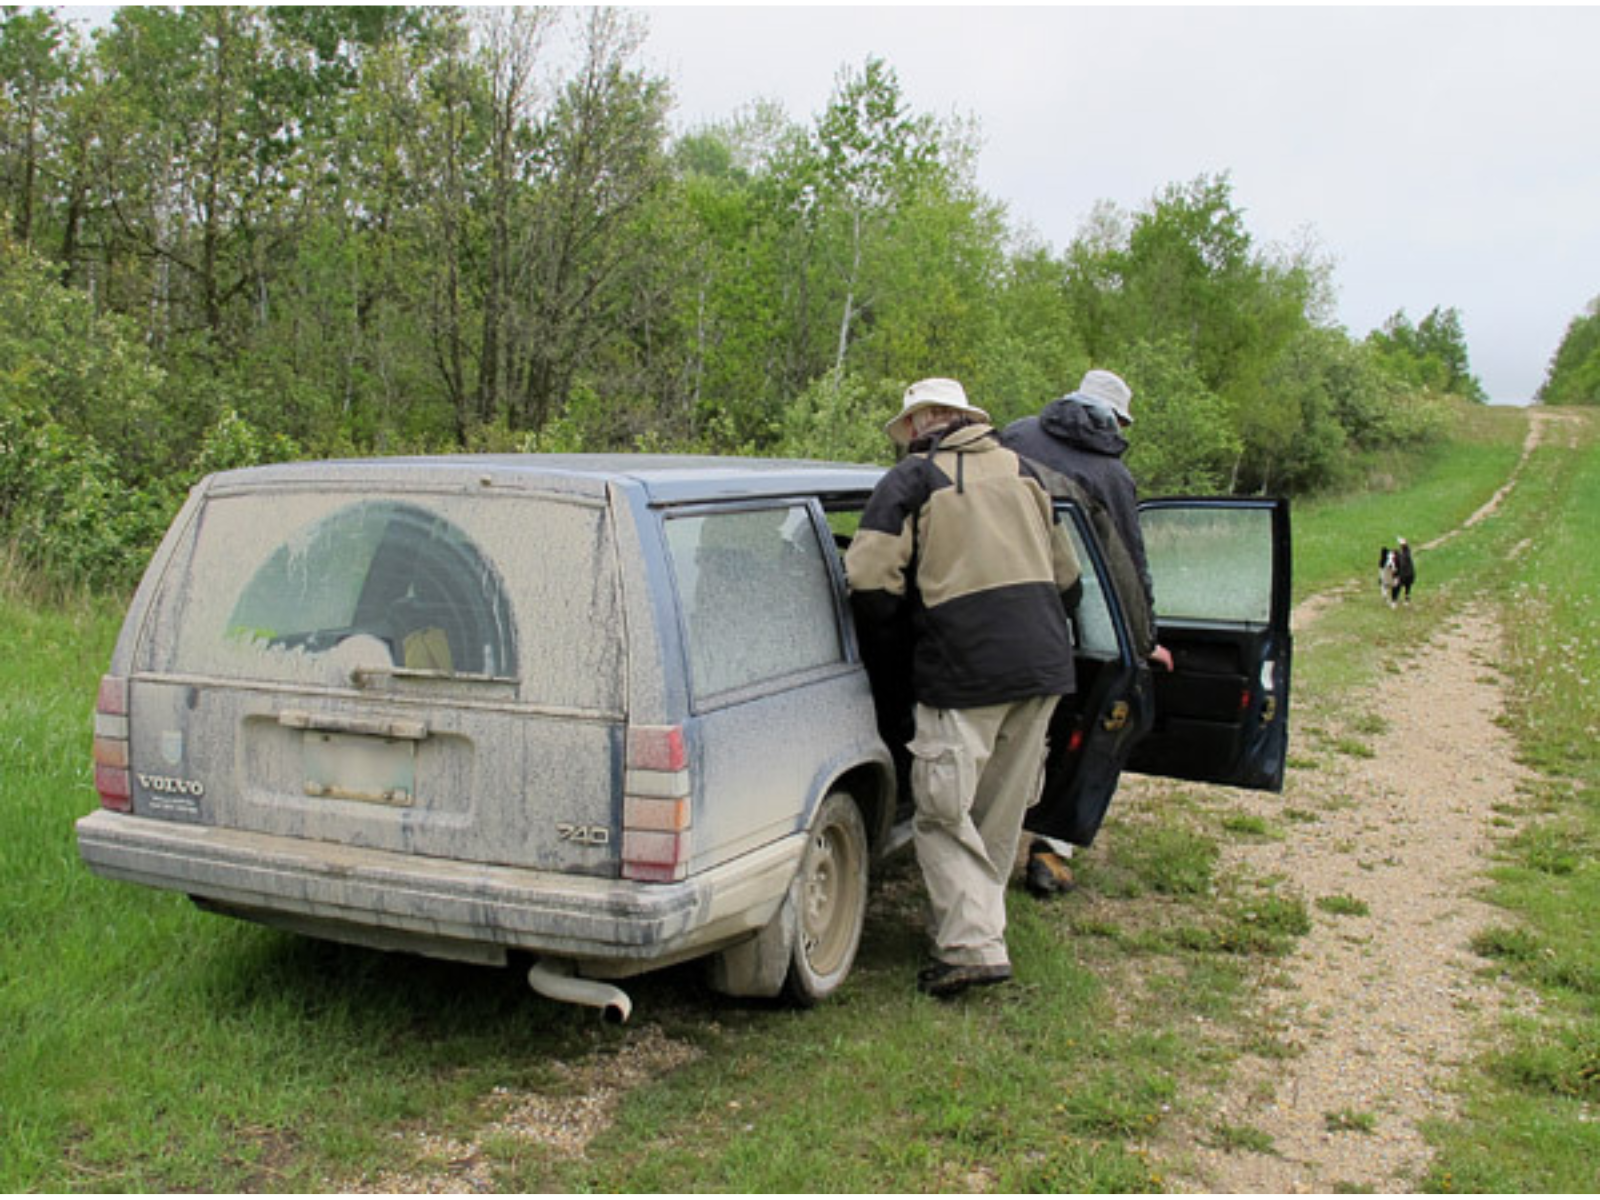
[76,454,1291,1020]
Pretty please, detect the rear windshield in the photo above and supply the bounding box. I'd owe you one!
[150,489,622,710]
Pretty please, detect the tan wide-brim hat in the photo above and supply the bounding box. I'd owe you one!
[885,377,991,446]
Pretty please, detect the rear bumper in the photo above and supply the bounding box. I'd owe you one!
[75,809,801,974]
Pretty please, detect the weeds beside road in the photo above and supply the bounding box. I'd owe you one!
[2,406,1596,1192]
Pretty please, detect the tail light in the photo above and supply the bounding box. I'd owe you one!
[93,675,132,812]
[622,725,691,882]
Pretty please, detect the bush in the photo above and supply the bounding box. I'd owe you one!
[773,372,899,465]
[0,415,172,592]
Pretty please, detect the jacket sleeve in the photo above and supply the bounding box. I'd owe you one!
[844,466,925,755]
[844,464,923,603]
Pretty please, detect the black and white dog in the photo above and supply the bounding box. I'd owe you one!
[1378,538,1416,607]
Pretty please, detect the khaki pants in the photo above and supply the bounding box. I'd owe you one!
[909,695,1059,968]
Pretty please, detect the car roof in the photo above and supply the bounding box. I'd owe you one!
[204,453,886,506]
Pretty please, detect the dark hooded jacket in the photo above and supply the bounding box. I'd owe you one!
[1002,398,1157,653]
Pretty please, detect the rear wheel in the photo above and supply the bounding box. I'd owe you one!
[781,790,869,1005]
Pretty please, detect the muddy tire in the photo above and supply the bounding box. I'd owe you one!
[781,790,869,1006]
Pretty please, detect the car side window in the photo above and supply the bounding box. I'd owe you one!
[1059,513,1120,658]
[1141,504,1274,624]
[665,505,844,701]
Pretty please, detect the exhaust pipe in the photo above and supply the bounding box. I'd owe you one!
[527,959,632,1024]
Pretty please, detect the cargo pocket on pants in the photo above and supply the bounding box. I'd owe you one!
[909,723,975,830]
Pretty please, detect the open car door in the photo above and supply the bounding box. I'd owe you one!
[1028,496,1291,847]
[1124,497,1292,791]
[1026,500,1153,847]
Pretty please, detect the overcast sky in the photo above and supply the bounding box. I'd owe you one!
[639,4,1600,404]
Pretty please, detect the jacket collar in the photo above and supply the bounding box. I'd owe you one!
[919,422,997,455]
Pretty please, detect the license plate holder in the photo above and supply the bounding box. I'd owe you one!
[302,731,416,806]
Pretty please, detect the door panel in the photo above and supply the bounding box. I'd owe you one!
[1026,503,1149,846]
[1125,498,1292,792]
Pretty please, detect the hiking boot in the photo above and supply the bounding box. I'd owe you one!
[916,960,1012,999]
[1024,841,1075,898]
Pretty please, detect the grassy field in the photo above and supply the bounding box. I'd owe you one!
[1,404,1595,1191]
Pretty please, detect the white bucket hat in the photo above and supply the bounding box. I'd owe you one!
[1072,369,1134,426]
[885,377,991,446]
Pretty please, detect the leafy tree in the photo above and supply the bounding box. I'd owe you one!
[969,244,1088,428]
[1538,297,1600,406]
[1119,339,1240,494]
[1367,306,1487,402]
[0,7,80,249]
[809,56,944,380]
[511,8,672,432]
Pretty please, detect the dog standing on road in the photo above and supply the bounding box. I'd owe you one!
[1378,537,1416,607]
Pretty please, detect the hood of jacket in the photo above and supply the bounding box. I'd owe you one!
[1037,398,1128,458]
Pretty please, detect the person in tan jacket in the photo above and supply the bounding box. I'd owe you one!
[846,378,1081,997]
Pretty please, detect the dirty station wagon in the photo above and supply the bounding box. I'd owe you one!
[76,455,1291,1020]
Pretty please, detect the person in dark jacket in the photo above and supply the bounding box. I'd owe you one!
[1002,369,1172,897]
[846,377,1081,997]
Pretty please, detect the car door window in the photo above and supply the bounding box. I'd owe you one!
[1141,505,1275,624]
[1059,513,1119,658]
[666,505,844,701]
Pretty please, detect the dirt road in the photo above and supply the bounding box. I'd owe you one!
[1130,412,1562,1192]
[1130,603,1530,1192]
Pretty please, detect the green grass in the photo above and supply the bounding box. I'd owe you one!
[1325,1108,1378,1135]
[1208,1121,1276,1153]
[1316,894,1371,918]
[1290,401,1527,600]
[4,404,1598,1191]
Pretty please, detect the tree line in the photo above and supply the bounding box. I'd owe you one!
[2,6,1497,590]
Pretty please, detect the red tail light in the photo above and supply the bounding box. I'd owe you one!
[93,675,132,812]
[623,725,690,882]
[627,724,687,773]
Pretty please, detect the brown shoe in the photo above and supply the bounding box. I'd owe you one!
[1025,842,1076,897]
[917,961,1012,998]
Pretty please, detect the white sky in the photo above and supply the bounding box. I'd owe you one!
[640,4,1600,404]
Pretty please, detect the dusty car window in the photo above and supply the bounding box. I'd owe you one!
[226,500,517,677]
[161,492,623,710]
[665,505,843,700]
[1142,506,1273,624]
[1063,519,1119,658]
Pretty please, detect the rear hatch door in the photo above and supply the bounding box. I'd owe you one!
[128,482,627,876]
